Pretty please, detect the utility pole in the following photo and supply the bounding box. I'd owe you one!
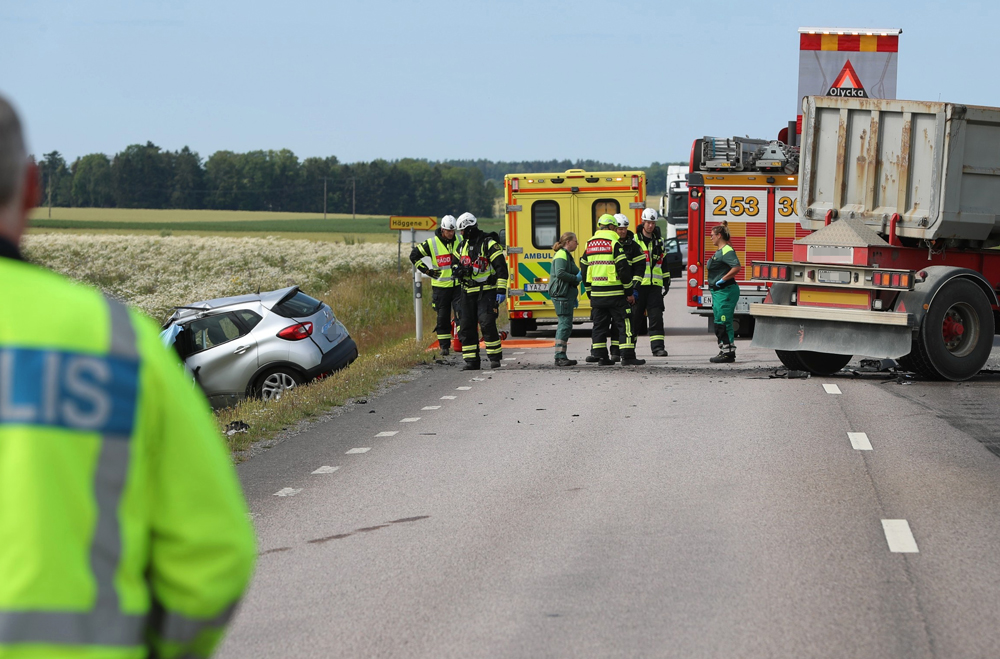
[46,164,52,219]
[322,177,328,220]
[351,177,356,221]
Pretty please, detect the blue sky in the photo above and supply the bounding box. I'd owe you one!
[2,0,996,165]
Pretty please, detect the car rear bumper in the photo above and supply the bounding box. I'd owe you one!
[305,336,358,380]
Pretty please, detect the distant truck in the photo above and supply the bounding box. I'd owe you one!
[502,169,683,336]
[751,96,1000,381]
[660,165,690,242]
[685,136,804,336]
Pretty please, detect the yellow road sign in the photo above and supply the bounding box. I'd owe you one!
[390,216,437,231]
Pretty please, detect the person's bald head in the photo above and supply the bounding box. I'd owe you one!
[0,95,38,244]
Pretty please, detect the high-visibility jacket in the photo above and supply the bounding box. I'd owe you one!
[634,230,666,287]
[458,234,508,294]
[580,229,633,298]
[620,231,646,290]
[409,230,462,288]
[0,249,256,659]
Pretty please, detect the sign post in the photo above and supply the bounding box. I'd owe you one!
[390,216,439,344]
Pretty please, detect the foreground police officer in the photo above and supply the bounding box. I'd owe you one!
[633,208,669,357]
[409,214,462,355]
[580,214,645,366]
[0,95,256,658]
[455,212,508,370]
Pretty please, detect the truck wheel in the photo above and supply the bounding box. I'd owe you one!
[510,319,527,337]
[796,351,852,376]
[910,278,994,381]
[775,350,806,371]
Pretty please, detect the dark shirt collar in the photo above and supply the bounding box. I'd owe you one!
[0,236,23,261]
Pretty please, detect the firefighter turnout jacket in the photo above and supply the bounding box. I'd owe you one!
[457,231,508,293]
[633,228,666,288]
[580,229,634,298]
[409,229,462,288]
[0,243,256,659]
[619,230,645,291]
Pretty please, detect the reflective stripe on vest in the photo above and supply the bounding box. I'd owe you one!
[428,236,456,287]
[635,234,664,287]
[585,232,625,297]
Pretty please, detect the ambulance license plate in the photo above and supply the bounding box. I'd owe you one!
[525,283,549,292]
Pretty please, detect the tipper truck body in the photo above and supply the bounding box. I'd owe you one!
[751,96,1000,380]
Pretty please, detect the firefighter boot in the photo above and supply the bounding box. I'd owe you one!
[609,346,621,363]
[620,349,646,366]
[462,360,481,371]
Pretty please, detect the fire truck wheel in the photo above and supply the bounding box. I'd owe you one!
[510,319,527,337]
[795,351,852,376]
[911,278,994,381]
[775,350,806,371]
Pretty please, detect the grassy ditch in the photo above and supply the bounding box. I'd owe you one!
[216,269,438,455]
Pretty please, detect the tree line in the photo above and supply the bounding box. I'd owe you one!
[34,145,686,217]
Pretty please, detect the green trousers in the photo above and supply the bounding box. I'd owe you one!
[711,284,740,344]
[552,298,574,358]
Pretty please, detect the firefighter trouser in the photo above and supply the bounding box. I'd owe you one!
[635,285,665,350]
[712,284,740,349]
[591,296,635,359]
[460,289,502,363]
[431,286,462,349]
[552,298,574,358]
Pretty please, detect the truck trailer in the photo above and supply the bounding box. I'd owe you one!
[751,96,1000,380]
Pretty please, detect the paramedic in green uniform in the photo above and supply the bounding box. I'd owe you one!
[707,221,741,363]
[549,231,580,367]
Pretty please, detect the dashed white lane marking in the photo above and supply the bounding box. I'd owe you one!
[823,384,842,395]
[503,358,516,361]
[312,466,339,474]
[400,417,421,422]
[456,386,472,391]
[848,432,873,451]
[422,405,441,410]
[882,519,919,553]
[346,448,370,454]
[513,352,526,355]
[471,377,486,381]
[440,395,457,400]
[274,488,302,497]
[375,431,397,437]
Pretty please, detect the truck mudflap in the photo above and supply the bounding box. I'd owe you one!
[751,306,913,358]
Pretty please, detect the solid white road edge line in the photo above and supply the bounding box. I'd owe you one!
[848,432,873,451]
[274,488,302,497]
[312,466,340,474]
[823,384,842,394]
[346,448,370,454]
[375,431,398,437]
[882,519,919,553]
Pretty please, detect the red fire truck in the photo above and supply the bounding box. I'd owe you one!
[685,137,805,335]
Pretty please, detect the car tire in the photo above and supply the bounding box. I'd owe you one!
[254,366,303,402]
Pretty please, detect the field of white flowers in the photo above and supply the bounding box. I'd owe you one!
[23,234,401,323]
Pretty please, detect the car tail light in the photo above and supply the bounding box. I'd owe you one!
[277,322,313,341]
[631,175,639,190]
[511,178,519,192]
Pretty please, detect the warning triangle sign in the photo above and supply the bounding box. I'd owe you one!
[828,60,868,98]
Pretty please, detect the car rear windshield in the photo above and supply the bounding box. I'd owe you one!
[272,291,323,318]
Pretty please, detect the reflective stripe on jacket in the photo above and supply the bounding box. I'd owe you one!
[549,248,580,301]
[410,232,461,288]
[634,232,665,287]
[580,230,631,298]
[458,236,508,293]
[0,257,256,659]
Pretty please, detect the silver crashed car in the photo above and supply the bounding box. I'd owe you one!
[161,286,358,409]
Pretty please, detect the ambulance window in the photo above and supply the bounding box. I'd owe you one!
[592,199,620,234]
[531,201,560,249]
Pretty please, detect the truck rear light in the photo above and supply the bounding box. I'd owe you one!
[509,311,533,319]
[751,264,791,281]
[688,278,698,287]
[277,322,313,341]
[511,178,519,192]
[872,270,914,289]
[688,264,699,274]
[631,176,639,190]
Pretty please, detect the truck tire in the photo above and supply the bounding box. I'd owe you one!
[909,278,994,381]
[509,319,527,337]
[796,351,852,376]
[775,350,806,371]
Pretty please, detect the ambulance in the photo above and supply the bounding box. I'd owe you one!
[503,169,654,336]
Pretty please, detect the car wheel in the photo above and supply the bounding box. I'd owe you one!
[255,366,303,402]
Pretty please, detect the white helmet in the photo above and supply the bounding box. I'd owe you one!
[457,212,477,231]
[641,208,659,222]
[614,213,630,228]
[440,215,457,231]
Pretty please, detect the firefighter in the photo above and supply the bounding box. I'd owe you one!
[409,214,462,355]
[0,95,255,658]
[606,213,644,362]
[455,212,508,370]
[580,214,645,366]
[707,220,742,363]
[633,208,669,357]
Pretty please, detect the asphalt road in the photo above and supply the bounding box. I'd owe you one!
[217,292,1000,658]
